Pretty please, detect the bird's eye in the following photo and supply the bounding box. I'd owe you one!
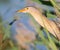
[26,8,28,10]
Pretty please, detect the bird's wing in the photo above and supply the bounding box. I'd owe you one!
[52,17,60,30]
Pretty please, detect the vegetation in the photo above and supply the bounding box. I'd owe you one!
[0,0,60,50]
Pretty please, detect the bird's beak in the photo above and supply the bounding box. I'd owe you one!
[17,9,26,12]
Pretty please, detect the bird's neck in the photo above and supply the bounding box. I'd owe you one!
[28,8,60,38]
[28,8,45,27]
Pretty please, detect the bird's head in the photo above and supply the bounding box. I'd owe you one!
[17,7,35,13]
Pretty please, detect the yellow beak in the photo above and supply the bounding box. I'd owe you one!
[17,8,26,12]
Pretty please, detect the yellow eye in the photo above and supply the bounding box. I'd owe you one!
[25,7,28,10]
[26,7,28,9]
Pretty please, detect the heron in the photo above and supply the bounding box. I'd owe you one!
[17,6,60,40]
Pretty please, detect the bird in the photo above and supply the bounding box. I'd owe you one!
[17,6,60,40]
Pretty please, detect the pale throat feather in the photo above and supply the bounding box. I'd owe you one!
[28,8,44,27]
[28,8,60,39]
